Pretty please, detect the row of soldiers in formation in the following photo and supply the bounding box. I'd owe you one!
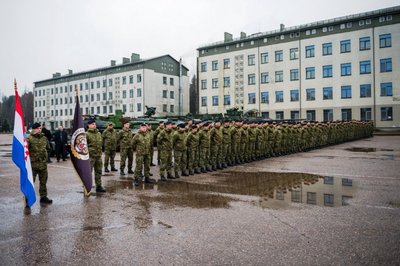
[98,118,374,186]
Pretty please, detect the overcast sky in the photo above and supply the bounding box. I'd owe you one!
[0,0,398,98]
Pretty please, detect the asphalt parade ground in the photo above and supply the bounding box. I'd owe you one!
[0,134,399,265]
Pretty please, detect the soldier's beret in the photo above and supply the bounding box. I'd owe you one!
[159,120,165,124]
[203,122,210,126]
[177,123,186,128]
[140,123,147,127]
[32,122,41,129]
[165,121,173,125]
[87,119,96,125]
[191,125,198,129]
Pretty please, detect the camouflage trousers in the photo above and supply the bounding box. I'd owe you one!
[90,155,103,187]
[240,142,247,161]
[32,167,48,198]
[248,141,256,159]
[210,144,222,167]
[187,148,198,171]
[174,149,187,174]
[159,149,173,176]
[199,147,210,169]
[231,142,240,163]
[222,143,231,164]
[104,148,116,169]
[120,147,133,171]
[135,154,150,181]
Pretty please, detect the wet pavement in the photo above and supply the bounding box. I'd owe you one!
[0,134,399,265]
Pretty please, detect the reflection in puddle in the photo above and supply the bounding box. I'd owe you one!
[106,172,357,210]
[346,147,376,152]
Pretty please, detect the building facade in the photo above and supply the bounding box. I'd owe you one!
[33,54,189,129]
[197,6,400,128]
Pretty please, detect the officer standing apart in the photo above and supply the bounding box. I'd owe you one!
[132,123,156,186]
[86,119,106,193]
[102,122,118,172]
[28,122,53,204]
[118,120,134,176]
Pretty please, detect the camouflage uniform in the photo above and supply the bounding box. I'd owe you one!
[239,125,248,162]
[172,129,187,177]
[102,127,117,170]
[118,127,133,173]
[132,130,150,183]
[28,132,50,198]
[147,127,155,165]
[209,124,223,169]
[157,127,173,178]
[86,128,103,187]
[198,126,211,171]
[230,123,241,164]
[221,124,231,167]
[186,129,199,174]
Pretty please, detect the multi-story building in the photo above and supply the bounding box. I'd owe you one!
[197,6,400,128]
[33,54,189,129]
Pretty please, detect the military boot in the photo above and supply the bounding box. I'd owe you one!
[96,186,106,193]
[120,170,126,176]
[182,170,189,176]
[160,175,167,181]
[201,167,207,173]
[167,172,175,179]
[111,167,118,172]
[175,172,180,179]
[104,167,110,173]
[217,164,223,170]
[206,166,212,172]
[212,165,217,171]
[189,169,194,175]
[40,197,53,204]
[128,169,134,174]
[133,178,140,186]
[145,177,157,184]
[195,168,201,174]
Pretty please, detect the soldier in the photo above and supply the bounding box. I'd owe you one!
[86,119,106,193]
[154,121,165,165]
[41,123,53,163]
[198,121,211,172]
[186,124,199,174]
[118,120,134,176]
[230,120,241,165]
[172,123,188,178]
[209,120,223,170]
[146,123,156,166]
[53,125,68,162]
[221,119,231,167]
[157,121,174,181]
[102,122,118,172]
[132,123,156,186]
[28,122,53,204]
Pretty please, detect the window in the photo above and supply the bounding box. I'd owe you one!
[137,88,142,97]
[360,60,371,74]
[306,110,316,121]
[224,95,231,106]
[275,71,283,82]
[162,90,167,98]
[380,82,393,96]
[323,65,333,78]
[275,50,283,62]
[306,88,315,101]
[341,85,352,99]
[163,76,167,85]
[261,72,269,84]
[306,67,315,79]
[170,105,174,113]
[122,104,127,113]
[290,89,299,102]
[261,112,269,118]
[201,80,207,90]
[359,37,371,50]
[170,78,174,86]
[224,58,230,69]
[261,92,269,103]
[137,74,142,82]
[290,69,299,81]
[129,75,133,83]
[323,43,332,55]
[122,76,126,85]
[109,105,113,113]
[201,96,207,107]
[323,109,333,122]
[291,190,301,202]
[85,95,88,102]
[97,80,100,88]
[108,79,112,86]
[261,53,269,64]
[307,192,317,205]
[248,93,256,104]
[170,91,174,99]
[275,91,284,102]
[360,108,372,121]
[201,62,207,72]
[276,111,284,120]
[342,109,352,121]
[122,90,127,99]
[381,107,393,121]
[324,194,334,207]
[323,87,333,100]
[223,77,230,87]
[129,89,134,98]
[379,34,392,48]
[248,74,256,85]
[108,92,113,100]
[324,176,334,184]
[163,104,167,112]
[212,96,219,106]
[103,92,107,101]
[380,58,392,72]
[212,60,218,70]
[340,40,351,53]
[248,55,255,66]
[291,111,300,120]
[360,84,371,98]
[341,63,351,76]
[290,48,299,60]
[103,80,106,87]
[305,45,315,58]
[212,78,219,88]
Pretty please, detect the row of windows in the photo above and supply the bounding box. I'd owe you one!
[200,58,392,89]
[200,34,392,71]
[200,82,393,107]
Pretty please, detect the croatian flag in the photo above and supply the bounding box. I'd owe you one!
[12,80,36,207]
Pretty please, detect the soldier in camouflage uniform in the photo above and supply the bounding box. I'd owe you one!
[132,123,156,186]
[239,122,248,163]
[186,124,199,174]
[118,121,134,175]
[172,123,188,178]
[154,121,165,165]
[28,122,53,204]
[102,122,117,172]
[157,121,174,181]
[221,119,231,167]
[146,124,156,166]
[230,120,241,165]
[86,120,106,193]
[209,121,223,170]
[198,122,211,172]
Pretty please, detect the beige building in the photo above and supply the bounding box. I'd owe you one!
[197,6,400,129]
[33,54,189,129]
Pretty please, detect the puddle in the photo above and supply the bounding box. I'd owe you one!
[346,147,376,152]
[105,172,357,209]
